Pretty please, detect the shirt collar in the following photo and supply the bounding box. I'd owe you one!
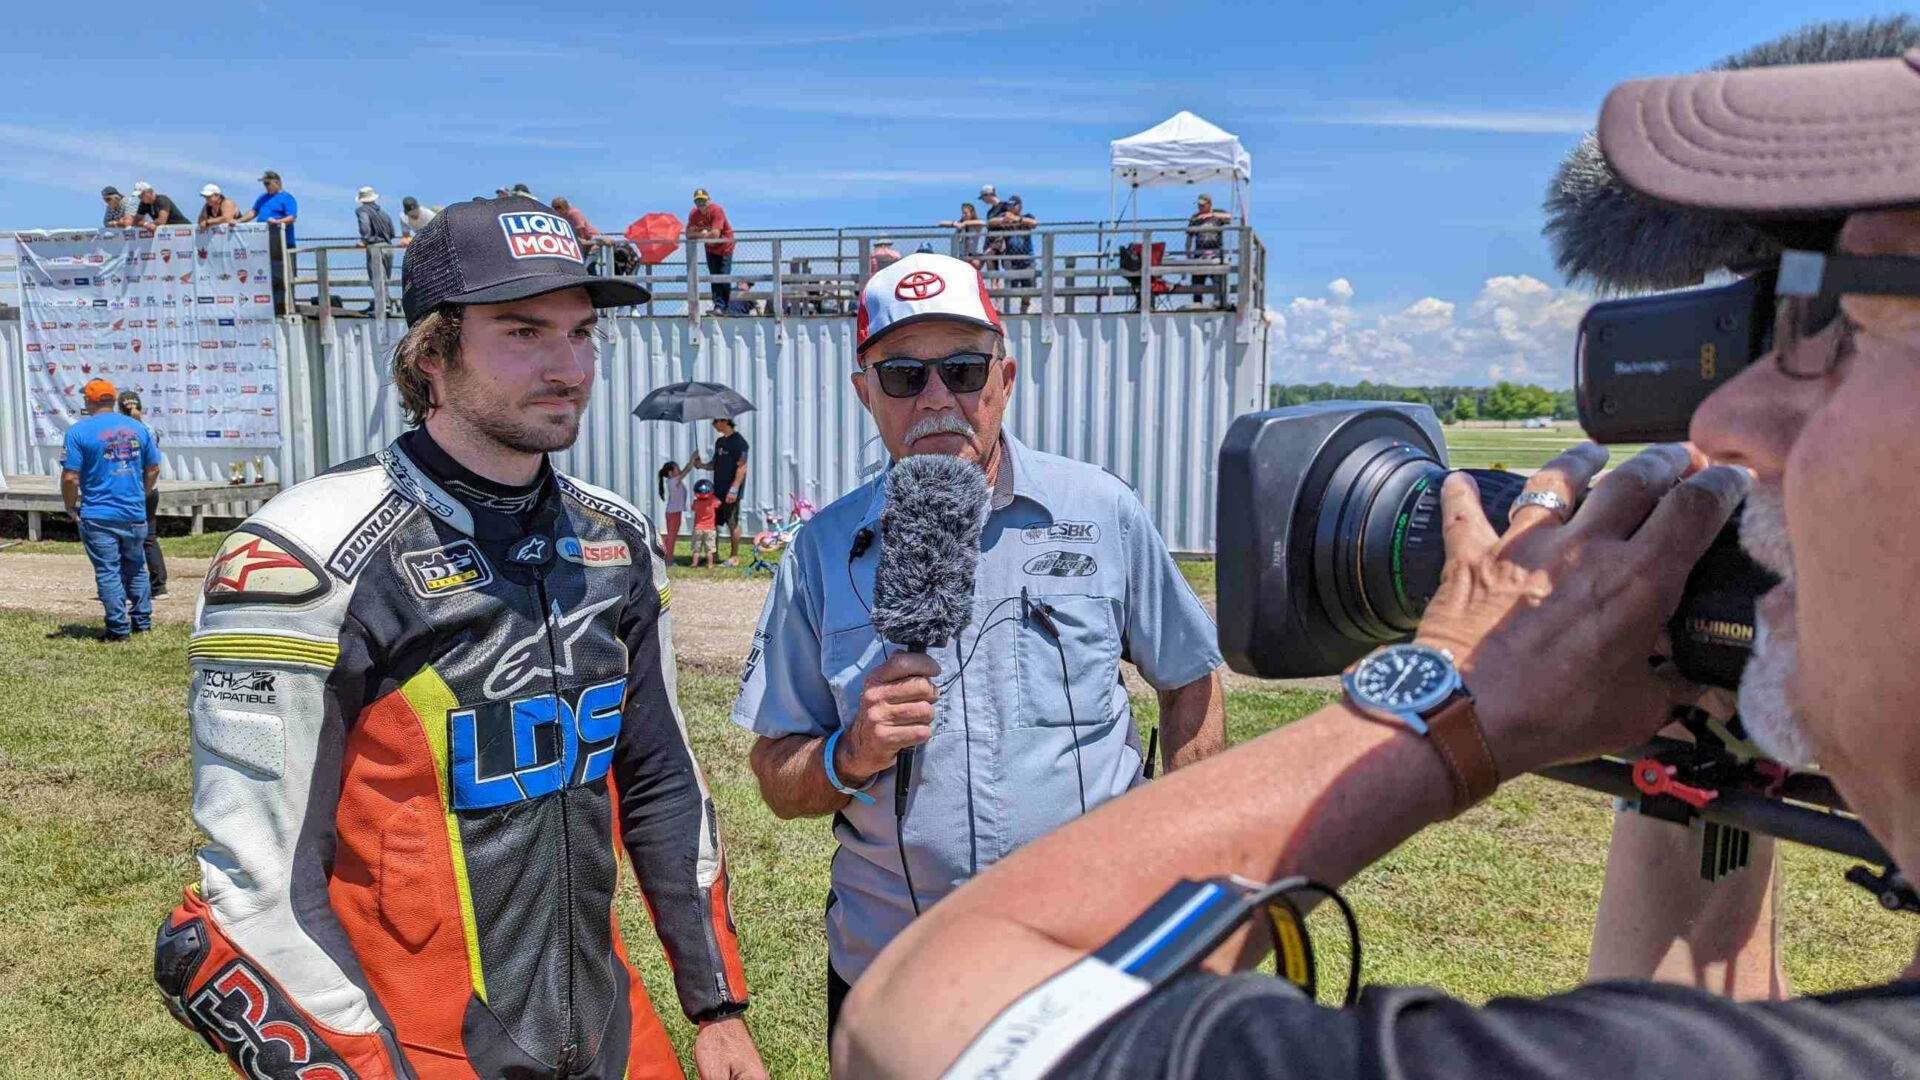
[857,433,1050,530]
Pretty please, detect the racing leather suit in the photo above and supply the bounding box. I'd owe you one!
[154,431,748,1079]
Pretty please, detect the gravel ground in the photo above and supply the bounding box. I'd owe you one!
[0,551,1331,693]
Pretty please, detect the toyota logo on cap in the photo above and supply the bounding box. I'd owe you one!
[859,253,1003,353]
[895,271,946,301]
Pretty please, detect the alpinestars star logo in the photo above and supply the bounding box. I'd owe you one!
[510,535,551,566]
[485,594,621,699]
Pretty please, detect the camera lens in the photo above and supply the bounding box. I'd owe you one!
[1314,443,1528,641]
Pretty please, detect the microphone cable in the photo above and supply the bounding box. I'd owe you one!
[1028,590,1089,817]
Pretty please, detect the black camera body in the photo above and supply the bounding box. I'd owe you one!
[1217,402,1774,690]
[1576,273,1772,444]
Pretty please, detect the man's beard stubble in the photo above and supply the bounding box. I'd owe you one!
[442,365,586,456]
[1735,484,1817,768]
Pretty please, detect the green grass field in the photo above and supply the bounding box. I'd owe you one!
[0,607,1913,1079]
[1439,424,1651,472]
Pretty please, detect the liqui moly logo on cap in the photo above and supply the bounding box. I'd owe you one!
[498,212,582,263]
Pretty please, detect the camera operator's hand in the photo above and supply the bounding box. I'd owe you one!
[834,651,941,787]
[1415,443,1751,779]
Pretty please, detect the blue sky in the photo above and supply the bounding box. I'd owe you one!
[0,1,1890,386]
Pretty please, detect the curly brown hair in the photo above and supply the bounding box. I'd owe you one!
[391,306,463,427]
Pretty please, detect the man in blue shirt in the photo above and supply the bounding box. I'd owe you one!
[241,169,298,313]
[732,254,1225,1044]
[62,379,162,641]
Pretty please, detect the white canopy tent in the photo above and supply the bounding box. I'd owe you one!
[1109,110,1253,224]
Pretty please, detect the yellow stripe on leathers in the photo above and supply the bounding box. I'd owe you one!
[187,632,340,668]
[398,665,489,1003]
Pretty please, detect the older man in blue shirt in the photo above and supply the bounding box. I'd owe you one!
[732,253,1225,1044]
[62,378,161,641]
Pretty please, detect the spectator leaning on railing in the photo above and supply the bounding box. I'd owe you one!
[100,186,136,228]
[240,170,297,314]
[688,187,737,309]
[197,184,239,227]
[939,202,987,265]
[988,194,1038,313]
[354,186,397,313]
[1185,192,1232,306]
[397,196,436,245]
[131,181,188,228]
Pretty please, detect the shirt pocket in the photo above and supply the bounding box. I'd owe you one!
[822,620,885,730]
[1011,594,1121,730]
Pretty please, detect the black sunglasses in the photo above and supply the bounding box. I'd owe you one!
[1771,249,1920,379]
[866,352,994,399]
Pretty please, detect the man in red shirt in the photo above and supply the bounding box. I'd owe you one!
[687,188,736,310]
[550,196,600,244]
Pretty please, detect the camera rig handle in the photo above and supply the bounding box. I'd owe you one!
[1539,725,1920,913]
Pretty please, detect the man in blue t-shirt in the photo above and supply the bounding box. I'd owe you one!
[241,169,298,314]
[62,379,161,641]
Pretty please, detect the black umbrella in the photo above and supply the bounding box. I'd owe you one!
[631,381,756,423]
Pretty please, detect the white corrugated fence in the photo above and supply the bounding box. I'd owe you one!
[6,312,1265,552]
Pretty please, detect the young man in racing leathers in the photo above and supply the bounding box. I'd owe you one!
[153,196,769,1080]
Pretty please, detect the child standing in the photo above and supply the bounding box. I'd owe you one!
[690,479,719,569]
[657,452,697,565]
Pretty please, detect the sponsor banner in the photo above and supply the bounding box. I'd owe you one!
[16,223,282,447]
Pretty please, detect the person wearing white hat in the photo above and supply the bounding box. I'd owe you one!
[130,181,188,227]
[733,251,1227,1047]
[354,186,397,314]
[196,183,239,226]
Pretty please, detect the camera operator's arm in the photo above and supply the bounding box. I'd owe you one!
[838,444,1750,1079]
[1591,806,1787,998]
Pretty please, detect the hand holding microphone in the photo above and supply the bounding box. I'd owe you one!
[834,652,942,787]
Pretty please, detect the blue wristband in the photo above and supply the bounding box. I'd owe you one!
[823,728,876,805]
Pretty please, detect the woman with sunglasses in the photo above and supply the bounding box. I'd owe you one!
[730,253,1229,1049]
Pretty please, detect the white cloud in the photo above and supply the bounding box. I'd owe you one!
[1268,275,1591,388]
[1301,105,1593,135]
[0,123,360,206]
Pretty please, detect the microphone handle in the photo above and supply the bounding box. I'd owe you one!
[896,643,928,818]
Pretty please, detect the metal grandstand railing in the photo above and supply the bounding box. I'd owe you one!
[283,217,1265,326]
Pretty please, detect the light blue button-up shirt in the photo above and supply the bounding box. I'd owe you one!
[732,433,1222,982]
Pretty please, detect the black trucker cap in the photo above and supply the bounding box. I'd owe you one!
[401,195,648,325]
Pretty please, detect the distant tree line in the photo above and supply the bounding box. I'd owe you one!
[1268,381,1576,423]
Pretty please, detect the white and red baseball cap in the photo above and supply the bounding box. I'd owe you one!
[857,252,1003,353]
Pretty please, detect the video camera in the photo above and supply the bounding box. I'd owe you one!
[1215,284,1914,908]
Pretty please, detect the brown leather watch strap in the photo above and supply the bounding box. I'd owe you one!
[1424,691,1501,816]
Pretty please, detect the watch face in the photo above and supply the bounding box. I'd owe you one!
[1347,644,1457,715]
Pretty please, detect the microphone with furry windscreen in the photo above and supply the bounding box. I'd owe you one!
[870,453,989,861]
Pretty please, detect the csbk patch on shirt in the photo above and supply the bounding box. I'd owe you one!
[1020,520,1100,545]
[559,536,633,567]
[203,527,329,605]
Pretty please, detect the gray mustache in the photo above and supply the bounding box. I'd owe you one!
[905,413,976,445]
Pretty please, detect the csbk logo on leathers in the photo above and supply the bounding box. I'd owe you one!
[485,594,622,699]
